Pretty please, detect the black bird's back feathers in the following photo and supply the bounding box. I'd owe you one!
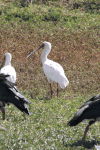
[68,95,100,126]
[0,74,31,115]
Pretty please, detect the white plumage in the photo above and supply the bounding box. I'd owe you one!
[0,53,16,119]
[27,41,69,98]
[95,145,100,150]
[0,53,16,83]
[43,59,69,89]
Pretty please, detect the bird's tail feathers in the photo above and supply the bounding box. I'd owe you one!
[8,86,31,115]
[60,77,69,89]
[10,86,31,105]
[11,96,31,115]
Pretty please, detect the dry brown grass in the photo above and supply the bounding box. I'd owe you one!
[0,26,100,98]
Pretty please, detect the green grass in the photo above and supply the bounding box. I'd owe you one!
[0,0,100,31]
[1,93,100,149]
[0,0,100,149]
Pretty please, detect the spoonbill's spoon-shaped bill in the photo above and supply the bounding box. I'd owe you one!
[26,44,44,59]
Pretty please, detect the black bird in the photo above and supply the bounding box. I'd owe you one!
[68,95,100,140]
[0,73,31,120]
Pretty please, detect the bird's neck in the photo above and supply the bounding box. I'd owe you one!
[41,47,51,64]
[41,50,48,64]
[5,58,11,66]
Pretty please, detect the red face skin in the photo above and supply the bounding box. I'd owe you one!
[38,43,45,49]
[41,43,45,48]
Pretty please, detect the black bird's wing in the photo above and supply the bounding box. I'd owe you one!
[80,95,100,108]
[68,95,100,126]
[0,74,31,115]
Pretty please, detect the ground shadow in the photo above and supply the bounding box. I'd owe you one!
[63,139,100,149]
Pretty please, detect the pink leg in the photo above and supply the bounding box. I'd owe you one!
[50,83,53,99]
[82,124,90,140]
[82,121,95,140]
[1,107,5,120]
[57,83,59,98]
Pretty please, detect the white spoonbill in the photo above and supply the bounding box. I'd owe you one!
[0,53,16,83]
[27,41,69,98]
[0,53,16,118]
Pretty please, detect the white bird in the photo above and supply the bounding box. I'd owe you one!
[0,53,16,83]
[27,41,69,98]
[0,53,16,118]
[95,145,100,150]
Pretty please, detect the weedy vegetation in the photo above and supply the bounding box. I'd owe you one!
[0,0,100,149]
